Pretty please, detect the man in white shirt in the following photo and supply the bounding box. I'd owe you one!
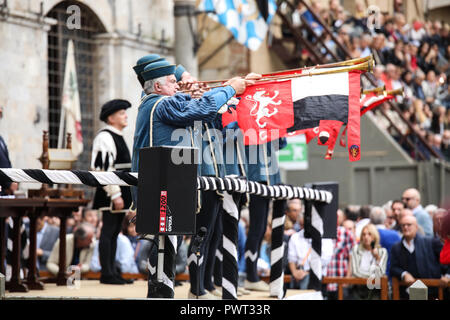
[288,229,334,289]
[36,216,59,271]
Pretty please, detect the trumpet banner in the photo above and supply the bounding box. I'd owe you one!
[231,70,362,161]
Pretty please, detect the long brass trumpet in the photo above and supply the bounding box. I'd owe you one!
[181,59,374,93]
[191,55,375,86]
[362,86,404,97]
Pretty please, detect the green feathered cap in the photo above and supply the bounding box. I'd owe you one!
[133,54,165,76]
[142,60,176,82]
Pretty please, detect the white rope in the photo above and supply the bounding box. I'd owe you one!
[0,168,333,202]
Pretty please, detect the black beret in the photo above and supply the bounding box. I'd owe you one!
[100,99,131,122]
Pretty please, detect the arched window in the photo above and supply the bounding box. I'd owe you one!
[47,1,106,174]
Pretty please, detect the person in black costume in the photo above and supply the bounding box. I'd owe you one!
[91,99,133,285]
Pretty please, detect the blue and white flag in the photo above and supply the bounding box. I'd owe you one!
[199,0,277,51]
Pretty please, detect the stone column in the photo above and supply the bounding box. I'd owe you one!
[174,0,198,78]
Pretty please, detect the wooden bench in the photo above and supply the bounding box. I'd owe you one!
[392,277,450,300]
[322,276,389,300]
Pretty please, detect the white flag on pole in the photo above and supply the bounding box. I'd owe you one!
[60,40,83,157]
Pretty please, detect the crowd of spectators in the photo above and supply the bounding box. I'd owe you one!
[278,187,449,300]
[293,0,450,162]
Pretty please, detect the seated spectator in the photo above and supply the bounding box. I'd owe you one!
[238,219,247,275]
[66,207,82,234]
[82,208,99,228]
[412,69,427,101]
[360,33,372,58]
[409,19,426,42]
[381,64,398,91]
[436,75,448,105]
[381,18,395,42]
[402,188,434,236]
[343,219,356,240]
[122,217,142,267]
[446,110,450,129]
[388,200,405,233]
[46,222,96,276]
[348,224,388,299]
[382,200,393,222]
[439,84,450,109]
[288,228,334,290]
[344,204,360,222]
[328,0,341,26]
[422,70,439,105]
[371,33,388,66]
[400,208,425,236]
[136,239,152,275]
[401,70,415,101]
[325,225,356,300]
[384,40,406,68]
[36,215,59,271]
[348,35,362,58]
[82,208,100,238]
[301,0,324,37]
[432,134,445,159]
[417,41,437,74]
[413,99,431,130]
[355,205,371,241]
[258,223,272,278]
[390,215,448,299]
[113,232,139,276]
[72,206,83,225]
[90,231,138,276]
[425,204,438,220]
[47,216,60,228]
[407,42,420,72]
[337,208,345,226]
[336,25,352,60]
[392,13,408,43]
[441,129,450,161]
[284,199,302,237]
[430,105,446,135]
[175,236,188,277]
[369,206,401,278]
[135,236,187,276]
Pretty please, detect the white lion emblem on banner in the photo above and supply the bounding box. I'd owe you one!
[246,90,282,128]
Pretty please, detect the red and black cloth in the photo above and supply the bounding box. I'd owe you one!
[223,70,363,161]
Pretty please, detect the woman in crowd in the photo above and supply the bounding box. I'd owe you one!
[348,224,388,299]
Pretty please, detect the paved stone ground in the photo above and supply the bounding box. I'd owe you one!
[4,280,314,300]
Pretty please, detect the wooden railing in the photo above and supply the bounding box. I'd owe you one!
[392,277,450,300]
[322,276,389,300]
[36,271,450,299]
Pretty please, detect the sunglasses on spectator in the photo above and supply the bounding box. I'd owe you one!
[401,197,412,201]
[386,216,396,219]
[400,223,413,228]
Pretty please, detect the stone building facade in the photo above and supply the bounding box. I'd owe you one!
[0,0,175,185]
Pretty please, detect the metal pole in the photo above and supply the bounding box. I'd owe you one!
[157,235,165,283]
[174,0,198,78]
